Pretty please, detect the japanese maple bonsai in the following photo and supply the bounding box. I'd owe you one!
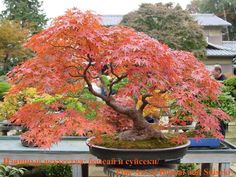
[6,9,229,158]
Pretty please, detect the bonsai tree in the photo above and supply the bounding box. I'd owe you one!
[6,9,229,148]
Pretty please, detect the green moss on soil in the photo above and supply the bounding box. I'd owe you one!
[92,134,186,149]
[186,131,213,138]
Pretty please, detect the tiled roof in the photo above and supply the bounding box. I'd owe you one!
[191,14,231,26]
[207,43,236,57]
[101,15,123,26]
[101,14,232,27]
[207,49,236,57]
[222,41,236,52]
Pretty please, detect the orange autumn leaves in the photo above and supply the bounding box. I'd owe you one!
[137,90,172,118]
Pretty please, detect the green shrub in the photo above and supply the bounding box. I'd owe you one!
[41,164,72,177]
[0,70,5,77]
[205,92,236,119]
[0,82,10,101]
[203,84,236,119]
[0,165,27,177]
[0,88,37,121]
[218,92,236,118]
[223,77,236,99]
[177,163,200,177]
[0,87,100,122]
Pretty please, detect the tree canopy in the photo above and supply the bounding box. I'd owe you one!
[0,20,30,74]
[120,3,207,59]
[1,0,48,33]
[6,9,229,147]
[187,0,236,40]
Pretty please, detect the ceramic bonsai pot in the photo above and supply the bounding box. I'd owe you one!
[189,138,220,148]
[86,137,190,162]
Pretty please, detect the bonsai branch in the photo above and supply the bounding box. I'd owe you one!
[139,94,152,112]
[108,63,127,96]
[83,54,133,115]
[66,66,83,78]
[110,63,119,78]
[108,73,127,96]
[83,54,106,99]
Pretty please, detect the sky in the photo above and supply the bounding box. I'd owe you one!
[0,0,191,19]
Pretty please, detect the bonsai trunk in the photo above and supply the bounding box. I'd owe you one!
[82,56,165,141]
[118,109,165,141]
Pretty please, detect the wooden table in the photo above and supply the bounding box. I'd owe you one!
[0,136,235,177]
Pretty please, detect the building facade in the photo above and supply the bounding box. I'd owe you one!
[192,14,236,74]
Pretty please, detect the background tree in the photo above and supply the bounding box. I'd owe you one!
[6,9,229,147]
[1,0,48,33]
[0,20,30,74]
[186,0,201,13]
[187,0,236,40]
[120,3,207,59]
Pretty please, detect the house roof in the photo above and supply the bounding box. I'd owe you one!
[207,43,236,57]
[101,14,232,27]
[222,41,236,52]
[207,49,236,57]
[191,14,231,27]
[101,15,123,26]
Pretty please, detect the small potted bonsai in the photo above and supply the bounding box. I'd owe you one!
[5,9,230,163]
[187,130,221,148]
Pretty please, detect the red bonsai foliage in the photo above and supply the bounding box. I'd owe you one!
[11,102,114,147]
[7,8,230,147]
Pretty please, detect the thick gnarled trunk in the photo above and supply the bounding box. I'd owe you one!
[118,109,164,141]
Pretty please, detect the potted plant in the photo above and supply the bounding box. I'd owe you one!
[187,130,221,148]
[5,9,230,163]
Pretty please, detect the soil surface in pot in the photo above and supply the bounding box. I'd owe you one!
[186,130,213,138]
[91,133,186,149]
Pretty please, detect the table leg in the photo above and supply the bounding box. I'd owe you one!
[201,163,212,177]
[82,164,88,177]
[2,130,8,136]
[219,163,230,177]
[72,165,82,177]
